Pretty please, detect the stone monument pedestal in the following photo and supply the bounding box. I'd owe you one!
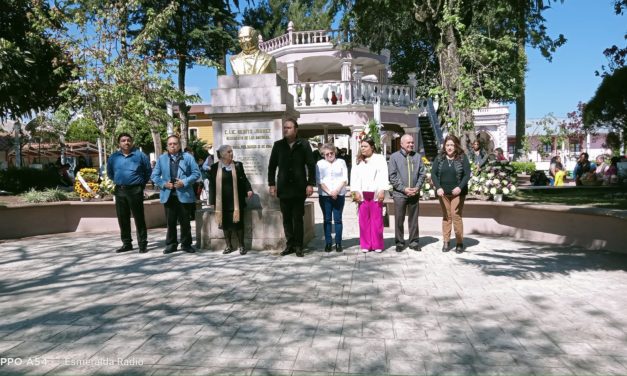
[197,73,315,251]
[196,203,315,251]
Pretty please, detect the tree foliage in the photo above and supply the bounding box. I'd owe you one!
[131,0,239,149]
[334,0,564,138]
[0,0,75,120]
[596,0,626,76]
[583,66,627,134]
[242,0,333,40]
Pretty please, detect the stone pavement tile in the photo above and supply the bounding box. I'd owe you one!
[195,324,239,338]
[472,364,536,376]
[2,341,60,358]
[423,361,477,376]
[472,351,516,366]
[559,355,627,375]
[47,325,99,343]
[529,367,575,375]
[150,366,253,376]
[166,324,204,337]
[292,347,338,372]
[556,342,601,356]
[135,335,198,354]
[386,339,440,362]
[348,351,387,374]
[43,342,104,361]
[123,353,164,366]
[251,368,292,376]
[513,336,564,355]
[220,339,259,358]
[0,340,22,353]
[362,322,394,339]
[254,359,295,370]
[436,341,477,365]
[3,324,69,341]
[340,337,386,352]
[387,358,427,375]
[91,338,149,360]
[186,336,232,358]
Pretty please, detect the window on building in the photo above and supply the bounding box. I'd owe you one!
[188,115,197,120]
[569,141,581,154]
[508,144,515,156]
[543,143,552,154]
[189,128,198,140]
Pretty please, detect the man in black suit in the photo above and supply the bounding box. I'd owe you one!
[268,118,316,257]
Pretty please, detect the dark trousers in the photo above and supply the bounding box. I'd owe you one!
[164,194,192,249]
[279,196,306,248]
[114,185,147,247]
[319,195,345,245]
[393,195,420,247]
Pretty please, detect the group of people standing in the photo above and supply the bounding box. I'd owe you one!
[106,120,473,257]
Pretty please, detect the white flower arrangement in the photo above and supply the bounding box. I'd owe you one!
[468,160,518,201]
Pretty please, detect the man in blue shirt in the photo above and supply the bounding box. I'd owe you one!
[107,133,152,253]
[151,135,201,254]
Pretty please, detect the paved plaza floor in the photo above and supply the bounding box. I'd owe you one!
[1,210,627,375]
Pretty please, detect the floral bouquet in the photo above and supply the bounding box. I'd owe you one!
[99,171,115,197]
[468,160,517,201]
[419,156,435,200]
[74,168,100,201]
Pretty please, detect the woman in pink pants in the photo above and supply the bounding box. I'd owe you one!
[350,137,389,253]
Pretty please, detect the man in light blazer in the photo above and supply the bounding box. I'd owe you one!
[151,135,201,254]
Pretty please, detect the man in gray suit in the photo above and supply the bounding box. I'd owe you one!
[388,134,426,252]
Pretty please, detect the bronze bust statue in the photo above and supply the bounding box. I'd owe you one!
[230,26,276,75]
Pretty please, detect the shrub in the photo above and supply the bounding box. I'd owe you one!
[510,161,536,175]
[0,168,60,194]
[20,188,73,203]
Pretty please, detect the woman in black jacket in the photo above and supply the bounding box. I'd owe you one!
[209,145,253,255]
[431,135,471,253]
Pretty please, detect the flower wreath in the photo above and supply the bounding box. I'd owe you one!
[357,118,383,151]
[74,168,100,200]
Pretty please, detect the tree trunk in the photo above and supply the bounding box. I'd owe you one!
[151,124,162,157]
[514,0,527,161]
[178,55,189,150]
[438,21,465,137]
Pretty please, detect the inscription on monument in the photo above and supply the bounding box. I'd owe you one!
[222,123,275,185]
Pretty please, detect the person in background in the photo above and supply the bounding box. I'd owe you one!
[107,132,152,254]
[574,152,592,186]
[470,139,488,170]
[316,143,348,253]
[151,135,201,254]
[431,135,471,254]
[553,164,566,186]
[495,147,508,161]
[350,137,389,253]
[209,144,253,255]
[388,134,425,252]
[312,142,323,162]
[595,155,609,178]
[549,154,563,186]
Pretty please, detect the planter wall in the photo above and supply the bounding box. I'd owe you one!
[386,200,627,254]
[0,200,166,240]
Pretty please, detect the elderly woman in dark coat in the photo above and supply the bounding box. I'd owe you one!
[209,144,253,255]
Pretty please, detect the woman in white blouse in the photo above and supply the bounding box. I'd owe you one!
[316,143,349,252]
[350,137,389,253]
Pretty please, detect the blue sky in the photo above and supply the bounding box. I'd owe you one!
[184,0,625,122]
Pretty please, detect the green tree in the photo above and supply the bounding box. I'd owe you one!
[0,0,75,121]
[243,0,333,40]
[56,0,191,159]
[132,0,239,149]
[66,118,100,143]
[583,66,627,149]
